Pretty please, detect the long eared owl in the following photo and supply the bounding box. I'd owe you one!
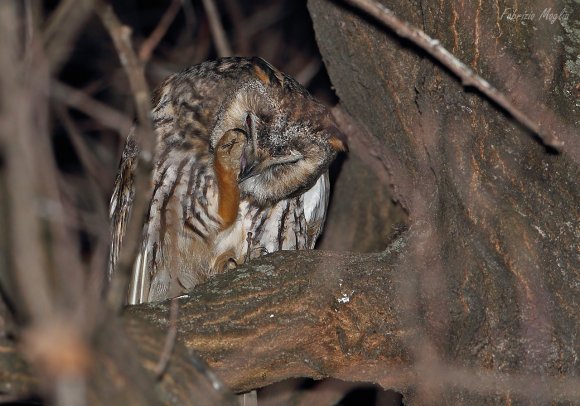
[109,57,345,304]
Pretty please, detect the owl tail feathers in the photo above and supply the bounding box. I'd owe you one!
[127,251,150,305]
[128,250,182,304]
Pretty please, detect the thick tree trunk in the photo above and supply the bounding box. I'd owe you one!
[306,0,580,403]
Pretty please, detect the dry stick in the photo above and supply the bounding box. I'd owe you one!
[43,0,93,72]
[295,59,322,88]
[155,298,180,378]
[139,0,182,62]
[94,1,155,311]
[55,106,107,188]
[201,0,233,57]
[51,81,134,136]
[181,0,197,42]
[244,2,287,39]
[339,0,563,150]
[54,106,113,295]
[94,2,153,135]
[56,108,113,252]
[24,0,36,46]
[223,0,250,54]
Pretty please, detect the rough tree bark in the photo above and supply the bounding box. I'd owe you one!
[306,0,580,402]
[1,0,579,404]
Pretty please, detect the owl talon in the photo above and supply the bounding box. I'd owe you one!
[212,251,238,275]
[226,258,237,270]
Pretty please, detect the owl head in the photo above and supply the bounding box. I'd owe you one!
[210,57,346,206]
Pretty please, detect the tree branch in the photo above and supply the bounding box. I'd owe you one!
[201,0,233,57]
[138,0,182,62]
[51,81,133,137]
[4,243,580,402]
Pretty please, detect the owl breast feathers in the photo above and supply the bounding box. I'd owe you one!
[109,57,346,304]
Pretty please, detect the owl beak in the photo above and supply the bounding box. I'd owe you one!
[239,163,258,183]
[238,145,258,182]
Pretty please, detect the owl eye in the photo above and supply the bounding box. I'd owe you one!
[245,113,252,130]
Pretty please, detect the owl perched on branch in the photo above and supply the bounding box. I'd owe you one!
[109,57,346,304]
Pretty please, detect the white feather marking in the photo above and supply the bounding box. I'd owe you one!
[303,172,329,224]
[128,248,148,305]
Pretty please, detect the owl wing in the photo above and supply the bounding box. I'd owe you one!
[302,171,330,248]
[108,131,153,305]
[108,131,137,282]
[129,156,222,304]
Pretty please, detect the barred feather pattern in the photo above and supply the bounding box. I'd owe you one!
[109,57,341,304]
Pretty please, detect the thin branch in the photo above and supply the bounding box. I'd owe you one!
[51,81,133,137]
[93,1,155,311]
[180,0,197,43]
[223,0,250,54]
[94,2,153,135]
[295,59,321,88]
[55,105,109,220]
[201,0,233,57]
[54,106,108,189]
[24,0,37,47]
[139,0,182,63]
[43,0,93,71]
[243,2,288,39]
[339,0,563,150]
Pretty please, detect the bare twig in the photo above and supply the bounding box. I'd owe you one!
[201,0,233,57]
[55,106,108,187]
[94,2,153,135]
[223,0,249,53]
[139,0,182,62]
[51,81,133,137]
[295,59,321,88]
[93,1,155,311]
[24,0,39,47]
[339,0,563,150]
[43,0,93,71]
[154,298,179,378]
[180,0,197,43]
[244,2,288,39]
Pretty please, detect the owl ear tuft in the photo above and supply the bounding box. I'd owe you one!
[329,137,348,152]
[252,57,284,86]
[327,127,348,152]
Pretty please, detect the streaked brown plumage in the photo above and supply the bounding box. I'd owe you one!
[109,57,345,304]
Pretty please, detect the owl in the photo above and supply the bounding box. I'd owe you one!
[109,57,346,304]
